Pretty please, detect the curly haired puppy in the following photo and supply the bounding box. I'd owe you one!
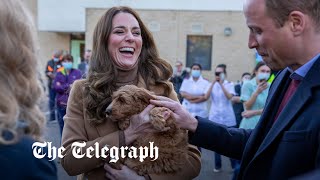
[105,85,188,175]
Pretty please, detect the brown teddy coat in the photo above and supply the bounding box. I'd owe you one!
[61,76,201,180]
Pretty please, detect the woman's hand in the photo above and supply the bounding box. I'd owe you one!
[255,81,268,94]
[242,110,258,118]
[150,96,198,133]
[124,104,170,145]
[104,163,145,180]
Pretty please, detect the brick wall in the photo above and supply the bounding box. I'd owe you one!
[86,8,255,82]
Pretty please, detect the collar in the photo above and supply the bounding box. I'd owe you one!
[288,53,320,80]
[189,75,204,82]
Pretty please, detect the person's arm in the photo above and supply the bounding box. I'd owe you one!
[150,95,251,160]
[219,82,234,100]
[180,91,198,101]
[240,81,254,110]
[180,92,206,103]
[243,81,268,110]
[188,96,207,103]
[61,80,123,176]
[241,109,263,118]
[189,117,251,160]
[45,61,54,79]
[203,81,215,100]
[53,72,69,93]
[231,84,241,103]
[232,96,241,103]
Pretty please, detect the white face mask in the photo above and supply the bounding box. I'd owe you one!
[257,72,270,81]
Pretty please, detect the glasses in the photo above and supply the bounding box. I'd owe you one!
[215,72,221,76]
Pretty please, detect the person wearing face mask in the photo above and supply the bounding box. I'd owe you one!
[45,50,64,122]
[61,7,201,180]
[239,61,271,129]
[179,63,210,118]
[203,64,237,172]
[53,54,81,135]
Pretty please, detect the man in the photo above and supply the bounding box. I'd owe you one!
[170,61,189,102]
[151,0,320,179]
[45,50,63,121]
[78,49,92,78]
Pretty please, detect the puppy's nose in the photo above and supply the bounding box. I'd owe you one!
[105,103,113,116]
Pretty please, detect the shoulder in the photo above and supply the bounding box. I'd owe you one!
[0,136,57,179]
[70,79,86,97]
[224,80,235,87]
[72,69,82,75]
[242,81,250,88]
[73,79,86,87]
[56,71,64,76]
[47,59,53,65]
[201,77,210,83]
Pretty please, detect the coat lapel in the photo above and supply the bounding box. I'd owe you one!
[250,57,320,164]
[239,69,290,170]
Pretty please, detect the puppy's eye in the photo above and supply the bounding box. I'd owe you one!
[118,96,125,103]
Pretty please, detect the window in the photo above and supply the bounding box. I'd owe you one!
[186,35,212,70]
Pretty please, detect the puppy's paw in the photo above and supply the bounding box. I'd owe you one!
[118,118,130,130]
[150,107,168,131]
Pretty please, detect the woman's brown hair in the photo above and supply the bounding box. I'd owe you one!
[84,6,172,125]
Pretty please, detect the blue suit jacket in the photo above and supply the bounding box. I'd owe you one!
[190,57,320,179]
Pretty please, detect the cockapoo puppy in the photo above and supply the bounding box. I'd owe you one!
[105,85,188,175]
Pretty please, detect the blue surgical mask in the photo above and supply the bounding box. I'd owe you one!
[62,62,73,70]
[53,58,59,62]
[191,70,201,78]
[257,72,270,81]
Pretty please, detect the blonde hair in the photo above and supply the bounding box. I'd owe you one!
[0,0,45,144]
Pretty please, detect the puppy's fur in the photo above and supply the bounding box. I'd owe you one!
[105,85,188,175]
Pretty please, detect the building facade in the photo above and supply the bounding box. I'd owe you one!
[23,0,256,82]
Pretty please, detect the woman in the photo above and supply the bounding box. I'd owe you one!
[239,61,271,129]
[61,6,201,180]
[0,0,57,179]
[204,64,237,172]
[53,54,81,134]
[180,63,210,118]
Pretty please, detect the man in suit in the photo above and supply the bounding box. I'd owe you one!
[151,0,320,179]
[78,49,91,78]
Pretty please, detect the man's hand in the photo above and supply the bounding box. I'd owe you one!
[124,104,170,145]
[150,96,198,133]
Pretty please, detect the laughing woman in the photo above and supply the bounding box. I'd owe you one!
[61,6,201,180]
